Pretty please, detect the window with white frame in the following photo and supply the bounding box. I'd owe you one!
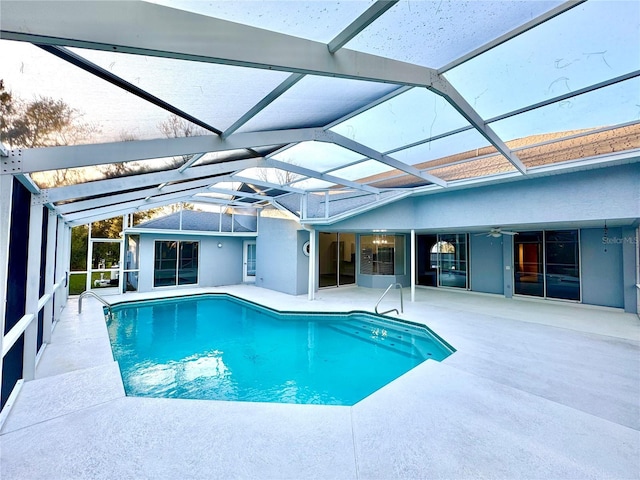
[153,240,199,287]
[360,234,405,275]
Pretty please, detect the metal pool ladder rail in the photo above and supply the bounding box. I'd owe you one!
[375,283,404,315]
[78,290,113,318]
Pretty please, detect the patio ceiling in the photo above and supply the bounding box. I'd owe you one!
[1,0,639,225]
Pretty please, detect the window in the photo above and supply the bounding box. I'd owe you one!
[433,234,468,289]
[360,234,405,275]
[154,240,199,287]
[514,230,579,300]
[545,230,580,301]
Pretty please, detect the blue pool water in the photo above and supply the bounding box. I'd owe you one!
[107,294,454,406]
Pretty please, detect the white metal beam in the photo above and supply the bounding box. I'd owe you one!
[14,174,41,194]
[62,189,200,223]
[53,215,66,323]
[222,2,399,139]
[23,201,44,381]
[55,175,232,215]
[0,175,13,386]
[222,74,306,138]
[12,129,317,174]
[41,45,222,135]
[327,0,399,53]
[1,1,440,87]
[261,158,380,194]
[486,70,640,124]
[66,195,197,226]
[322,131,448,187]
[410,229,416,302]
[438,1,586,73]
[67,197,259,227]
[45,159,259,204]
[323,86,412,131]
[231,176,306,195]
[301,190,411,225]
[177,153,206,173]
[207,186,273,203]
[189,196,264,208]
[431,81,527,174]
[85,223,92,292]
[42,209,57,344]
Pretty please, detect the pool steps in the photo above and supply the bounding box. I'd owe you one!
[325,321,437,360]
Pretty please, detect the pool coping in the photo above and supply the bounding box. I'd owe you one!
[106,291,456,406]
[2,285,638,479]
[108,290,457,354]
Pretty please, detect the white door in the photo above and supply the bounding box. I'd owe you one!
[243,241,256,283]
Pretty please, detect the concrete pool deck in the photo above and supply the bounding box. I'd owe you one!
[1,285,638,479]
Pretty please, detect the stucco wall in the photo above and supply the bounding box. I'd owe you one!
[137,233,245,292]
[296,230,311,295]
[621,226,638,313]
[331,164,640,231]
[581,228,624,308]
[470,234,504,294]
[326,164,638,311]
[256,215,309,295]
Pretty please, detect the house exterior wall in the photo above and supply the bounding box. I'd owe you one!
[130,165,637,311]
[470,234,504,294]
[256,215,309,296]
[410,164,638,230]
[325,164,639,312]
[296,230,311,295]
[502,235,515,299]
[137,233,245,292]
[581,227,624,308]
[621,226,639,313]
[329,164,639,231]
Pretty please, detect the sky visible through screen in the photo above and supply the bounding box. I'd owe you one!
[0,0,638,182]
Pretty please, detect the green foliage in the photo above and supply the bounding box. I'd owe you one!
[70,212,160,272]
[70,226,88,271]
[68,273,87,295]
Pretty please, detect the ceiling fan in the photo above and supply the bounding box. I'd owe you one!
[475,227,519,238]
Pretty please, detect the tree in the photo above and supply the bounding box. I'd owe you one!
[158,114,208,166]
[0,80,13,134]
[257,165,301,186]
[158,114,207,140]
[70,225,89,271]
[1,80,101,188]
[0,85,98,148]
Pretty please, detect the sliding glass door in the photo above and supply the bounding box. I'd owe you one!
[513,232,544,297]
[545,230,580,300]
[154,240,199,287]
[436,234,468,288]
[514,230,580,300]
[416,234,468,289]
[318,232,356,288]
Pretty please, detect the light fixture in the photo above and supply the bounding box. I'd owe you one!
[217,242,223,248]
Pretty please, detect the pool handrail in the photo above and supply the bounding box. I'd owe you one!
[375,283,403,315]
[78,290,112,318]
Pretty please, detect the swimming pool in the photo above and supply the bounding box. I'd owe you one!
[107,294,454,406]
